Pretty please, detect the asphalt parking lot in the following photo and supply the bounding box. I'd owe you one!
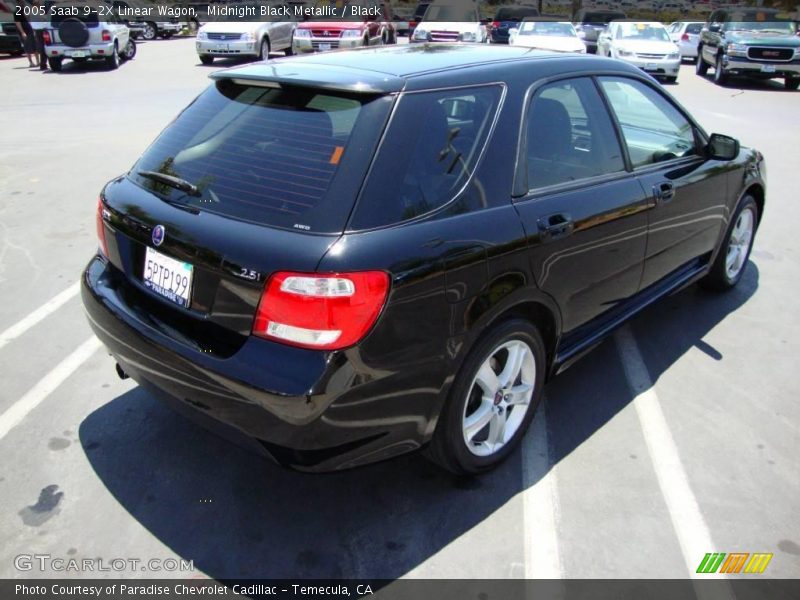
[0,36,799,581]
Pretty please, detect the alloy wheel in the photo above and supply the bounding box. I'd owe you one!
[462,340,536,457]
[725,206,754,280]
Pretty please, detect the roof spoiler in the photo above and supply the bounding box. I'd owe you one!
[209,61,405,94]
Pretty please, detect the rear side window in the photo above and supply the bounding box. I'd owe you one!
[599,77,697,168]
[130,80,389,233]
[351,85,502,230]
[525,78,625,190]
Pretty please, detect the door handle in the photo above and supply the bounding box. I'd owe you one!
[537,213,574,242]
[653,182,675,204]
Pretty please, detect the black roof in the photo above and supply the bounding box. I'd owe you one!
[211,44,633,93]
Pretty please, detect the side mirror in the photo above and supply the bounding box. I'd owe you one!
[707,133,739,161]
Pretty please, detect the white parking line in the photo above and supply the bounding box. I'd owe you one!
[521,400,563,579]
[0,336,101,441]
[0,282,80,351]
[615,326,720,579]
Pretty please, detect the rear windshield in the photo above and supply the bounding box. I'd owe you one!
[129,80,389,233]
[685,23,703,34]
[495,7,540,21]
[351,85,502,230]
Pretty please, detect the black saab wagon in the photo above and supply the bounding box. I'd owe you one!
[83,44,765,474]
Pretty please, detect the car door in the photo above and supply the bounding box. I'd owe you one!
[597,76,731,290]
[702,10,724,63]
[513,77,650,336]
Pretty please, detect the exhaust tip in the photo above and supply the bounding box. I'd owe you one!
[115,363,129,380]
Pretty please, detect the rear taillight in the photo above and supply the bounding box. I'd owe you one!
[101,30,111,42]
[681,33,690,41]
[491,21,500,30]
[96,197,108,257]
[253,271,390,350]
[42,30,51,45]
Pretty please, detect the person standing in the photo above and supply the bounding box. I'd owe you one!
[13,0,38,68]
[29,0,48,70]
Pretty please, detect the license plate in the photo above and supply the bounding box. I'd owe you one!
[760,64,776,73]
[143,246,193,308]
[645,62,657,70]
[71,50,87,58]
[319,43,331,51]
[215,44,229,51]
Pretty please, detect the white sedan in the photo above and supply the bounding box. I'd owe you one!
[509,20,586,53]
[597,21,681,83]
[195,4,295,65]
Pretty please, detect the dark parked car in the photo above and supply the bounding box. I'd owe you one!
[573,9,626,53]
[0,17,23,56]
[490,5,539,44]
[696,8,800,90]
[83,45,765,474]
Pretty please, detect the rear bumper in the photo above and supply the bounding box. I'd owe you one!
[46,42,115,58]
[82,256,436,471]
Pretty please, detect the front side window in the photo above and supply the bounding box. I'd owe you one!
[351,85,502,229]
[599,77,697,168]
[525,78,625,190]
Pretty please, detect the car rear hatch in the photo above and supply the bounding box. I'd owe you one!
[98,71,397,358]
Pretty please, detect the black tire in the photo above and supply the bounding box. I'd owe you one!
[363,34,369,47]
[199,55,214,65]
[106,43,120,70]
[785,77,800,91]
[696,47,708,75]
[701,195,758,291]
[58,17,89,47]
[425,319,546,475]
[48,56,62,72]
[258,37,269,60]
[714,53,728,85]
[284,44,293,56]
[160,33,173,40]
[121,38,136,61]
[142,22,157,41]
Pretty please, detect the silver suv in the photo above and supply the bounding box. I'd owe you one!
[43,2,135,71]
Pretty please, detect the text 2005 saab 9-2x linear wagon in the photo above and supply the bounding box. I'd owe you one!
[82,44,765,474]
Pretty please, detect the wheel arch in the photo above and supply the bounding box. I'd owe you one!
[744,183,765,227]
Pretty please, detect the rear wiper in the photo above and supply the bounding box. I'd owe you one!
[137,170,202,197]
